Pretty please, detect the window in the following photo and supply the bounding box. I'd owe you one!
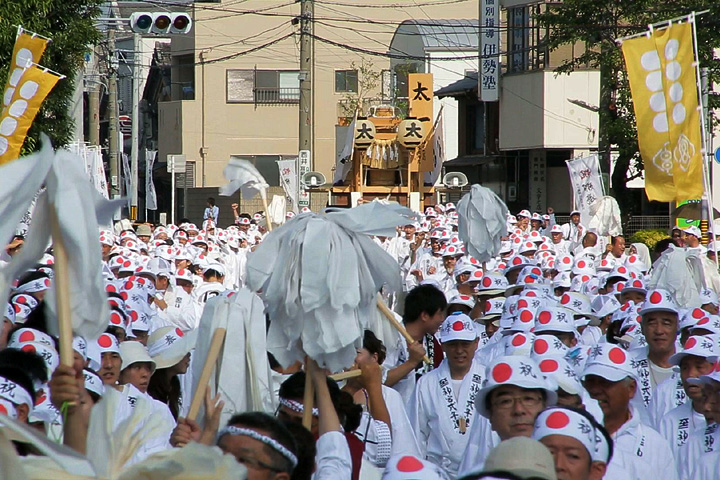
[507,5,547,73]
[335,70,358,93]
[226,69,300,104]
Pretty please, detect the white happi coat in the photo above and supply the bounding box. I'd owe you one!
[648,375,688,428]
[407,359,485,476]
[657,400,706,475]
[678,423,720,480]
[192,281,226,305]
[631,348,681,416]
[610,406,678,480]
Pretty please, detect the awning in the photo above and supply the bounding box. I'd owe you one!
[443,154,494,167]
[435,73,478,99]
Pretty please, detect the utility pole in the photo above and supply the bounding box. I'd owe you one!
[108,27,121,202]
[88,46,100,146]
[130,32,141,221]
[297,0,313,207]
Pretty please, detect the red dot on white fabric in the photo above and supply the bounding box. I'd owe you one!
[538,311,552,324]
[175,328,184,337]
[21,344,36,354]
[561,295,570,305]
[106,285,116,293]
[110,312,122,325]
[116,258,124,264]
[520,310,534,323]
[685,337,697,349]
[123,261,131,268]
[482,277,492,287]
[98,335,112,348]
[396,456,424,473]
[616,282,625,291]
[534,338,549,354]
[130,311,139,322]
[124,281,134,290]
[512,335,526,347]
[43,279,51,287]
[697,317,709,325]
[539,358,557,372]
[526,291,537,298]
[518,299,529,309]
[493,363,513,382]
[582,275,590,283]
[546,411,570,429]
[692,308,705,319]
[120,292,128,301]
[618,267,627,274]
[608,347,626,364]
[578,261,586,268]
[13,305,20,313]
[563,257,571,264]
[17,296,27,304]
[35,394,46,406]
[485,301,492,310]
[649,291,662,304]
[629,256,637,263]
[513,257,522,265]
[452,321,464,331]
[19,331,35,342]
[0,404,7,415]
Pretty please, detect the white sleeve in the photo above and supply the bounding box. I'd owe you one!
[354,414,393,468]
[312,431,352,480]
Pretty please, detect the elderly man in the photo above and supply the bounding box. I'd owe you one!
[408,313,484,477]
[457,355,557,476]
[581,344,678,480]
[532,407,607,480]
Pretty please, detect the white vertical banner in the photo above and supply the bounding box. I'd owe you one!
[277,158,299,213]
[298,150,310,207]
[566,155,603,223]
[122,153,132,209]
[333,117,356,185]
[91,146,109,199]
[480,0,500,102]
[424,109,445,185]
[529,151,546,213]
[146,149,157,210]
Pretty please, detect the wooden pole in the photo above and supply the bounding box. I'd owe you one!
[302,357,314,429]
[329,369,362,382]
[49,208,74,368]
[187,327,227,422]
[261,194,273,232]
[376,294,430,365]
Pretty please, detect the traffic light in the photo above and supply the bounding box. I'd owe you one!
[129,12,192,35]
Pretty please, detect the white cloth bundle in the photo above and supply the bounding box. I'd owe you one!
[246,202,412,371]
[218,158,268,201]
[647,244,719,307]
[588,196,623,237]
[457,185,509,263]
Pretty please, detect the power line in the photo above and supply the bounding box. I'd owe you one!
[314,0,472,8]
[198,32,296,65]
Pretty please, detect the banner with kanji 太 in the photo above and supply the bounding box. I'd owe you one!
[621,21,703,202]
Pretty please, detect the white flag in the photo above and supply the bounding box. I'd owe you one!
[90,146,109,200]
[424,109,445,185]
[122,153,131,209]
[333,117,356,185]
[277,158,299,213]
[566,155,604,224]
[145,150,157,210]
[219,158,269,201]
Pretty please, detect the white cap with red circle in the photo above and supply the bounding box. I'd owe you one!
[638,288,679,315]
[439,313,477,343]
[669,335,718,366]
[533,407,596,457]
[581,344,637,383]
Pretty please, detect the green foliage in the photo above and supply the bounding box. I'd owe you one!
[339,59,382,119]
[0,0,102,152]
[536,1,720,221]
[629,229,670,251]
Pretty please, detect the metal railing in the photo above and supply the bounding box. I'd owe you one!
[554,215,671,237]
[254,87,300,104]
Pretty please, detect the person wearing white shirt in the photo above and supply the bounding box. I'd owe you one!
[561,211,585,249]
[581,344,678,480]
[407,313,484,477]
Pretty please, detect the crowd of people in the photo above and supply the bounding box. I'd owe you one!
[2,200,720,480]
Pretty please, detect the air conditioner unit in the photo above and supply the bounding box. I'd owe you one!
[442,171,469,188]
[301,171,327,188]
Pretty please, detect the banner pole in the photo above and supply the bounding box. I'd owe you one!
[690,12,719,267]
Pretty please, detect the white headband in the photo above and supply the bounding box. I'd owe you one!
[218,425,298,469]
[0,377,33,409]
[15,278,50,294]
[279,397,319,417]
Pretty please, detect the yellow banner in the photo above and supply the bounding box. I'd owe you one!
[0,66,61,165]
[1,29,49,112]
[621,22,703,202]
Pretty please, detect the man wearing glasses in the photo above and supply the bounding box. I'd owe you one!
[457,355,557,476]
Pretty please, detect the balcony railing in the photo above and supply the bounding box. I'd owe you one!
[254,87,300,104]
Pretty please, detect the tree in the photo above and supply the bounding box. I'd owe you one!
[338,59,382,121]
[537,1,720,223]
[0,0,102,152]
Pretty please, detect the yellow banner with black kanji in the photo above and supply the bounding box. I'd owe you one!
[621,22,703,202]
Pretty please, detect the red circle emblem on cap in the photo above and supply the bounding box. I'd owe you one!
[0,404,7,415]
[697,316,709,325]
[649,292,662,304]
[21,344,36,354]
[561,294,570,305]
[17,296,27,304]
[685,337,697,349]
[35,393,47,406]
[563,257,571,264]
[512,335,526,347]
[124,281,134,290]
[13,304,20,313]
[482,277,492,287]
[116,258,124,264]
[513,257,522,265]
[618,266,627,274]
[534,338,549,354]
[608,347,626,364]
[492,363,513,382]
[485,301,492,311]
[526,291,537,298]
[19,331,35,342]
[578,261,586,269]
[396,456,424,472]
[616,282,625,291]
[518,299,529,309]
[120,292,128,301]
[123,261,131,268]
[692,308,705,319]
[538,311,552,325]
[539,358,558,372]
[44,278,51,287]
[175,328,184,337]
[452,321,465,331]
[546,411,571,429]
[98,335,112,348]
[520,310,534,323]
